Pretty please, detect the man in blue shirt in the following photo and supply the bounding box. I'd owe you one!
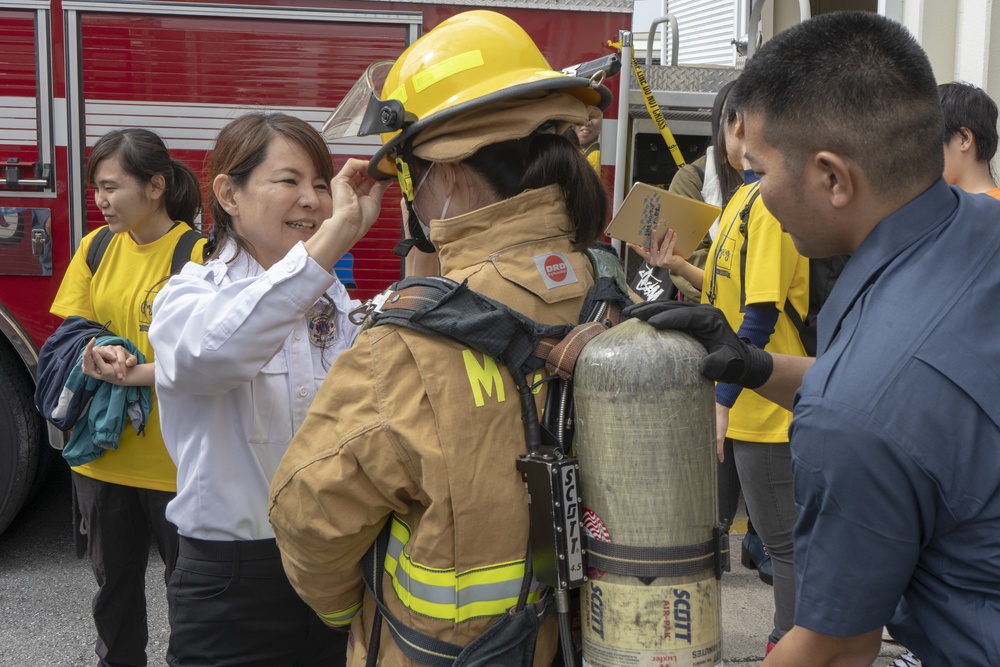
[627,11,1000,667]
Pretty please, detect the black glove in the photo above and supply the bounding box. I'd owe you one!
[623,301,774,388]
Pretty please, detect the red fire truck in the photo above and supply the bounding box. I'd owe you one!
[0,0,633,533]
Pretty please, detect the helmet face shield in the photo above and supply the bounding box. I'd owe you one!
[322,61,402,141]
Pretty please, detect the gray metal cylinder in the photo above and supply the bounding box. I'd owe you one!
[575,318,721,666]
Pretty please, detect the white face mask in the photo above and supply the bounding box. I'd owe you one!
[411,162,453,236]
[414,162,435,198]
[411,163,434,236]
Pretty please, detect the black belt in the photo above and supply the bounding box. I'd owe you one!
[178,535,280,561]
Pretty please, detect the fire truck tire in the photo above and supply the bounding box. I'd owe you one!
[0,349,44,536]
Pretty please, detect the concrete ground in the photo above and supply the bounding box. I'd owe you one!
[720,512,908,666]
[1,464,912,667]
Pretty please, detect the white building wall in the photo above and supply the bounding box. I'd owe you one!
[769,0,1000,176]
[768,0,996,90]
[896,0,999,177]
[670,0,738,65]
[954,0,993,86]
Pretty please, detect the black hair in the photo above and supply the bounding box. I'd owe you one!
[469,132,608,250]
[711,80,742,207]
[410,130,608,251]
[939,81,998,163]
[730,11,943,197]
[86,128,201,224]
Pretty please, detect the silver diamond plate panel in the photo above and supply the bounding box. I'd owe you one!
[629,106,712,123]
[627,64,742,119]
[372,0,633,11]
[632,64,742,94]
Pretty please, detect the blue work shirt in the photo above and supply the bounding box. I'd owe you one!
[789,179,1000,666]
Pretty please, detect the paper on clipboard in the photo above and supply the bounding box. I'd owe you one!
[605,182,721,259]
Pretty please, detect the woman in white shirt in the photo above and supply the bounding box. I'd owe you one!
[149,112,388,667]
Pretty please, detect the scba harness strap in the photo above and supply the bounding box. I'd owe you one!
[357,247,629,381]
[361,518,553,667]
[370,277,617,382]
[355,248,630,666]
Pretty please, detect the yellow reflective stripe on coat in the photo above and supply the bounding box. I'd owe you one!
[315,600,362,628]
[384,517,542,622]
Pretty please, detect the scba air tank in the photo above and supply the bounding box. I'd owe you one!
[574,318,723,667]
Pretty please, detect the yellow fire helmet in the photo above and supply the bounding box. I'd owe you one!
[323,10,613,187]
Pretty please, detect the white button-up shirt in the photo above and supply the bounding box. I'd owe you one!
[150,241,360,540]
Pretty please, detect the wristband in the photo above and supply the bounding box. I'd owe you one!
[740,342,774,389]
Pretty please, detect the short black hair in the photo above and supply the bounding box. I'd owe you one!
[731,11,943,197]
[939,81,999,162]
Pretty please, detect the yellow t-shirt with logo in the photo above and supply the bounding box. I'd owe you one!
[703,182,809,443]
[50,224,206,491]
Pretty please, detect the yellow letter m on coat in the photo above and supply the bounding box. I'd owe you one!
[462,350,506,407]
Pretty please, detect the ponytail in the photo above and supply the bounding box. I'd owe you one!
[463,131,608,251]
[521,133,607,250]
[166,159,202,225]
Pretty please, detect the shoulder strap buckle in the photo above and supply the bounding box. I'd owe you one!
[348,285,395,327]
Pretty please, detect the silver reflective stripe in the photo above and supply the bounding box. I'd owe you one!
[386,525,542,614]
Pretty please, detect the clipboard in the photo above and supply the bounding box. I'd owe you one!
[605,182,721,259]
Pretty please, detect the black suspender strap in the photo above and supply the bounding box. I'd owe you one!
[361,521,465,667]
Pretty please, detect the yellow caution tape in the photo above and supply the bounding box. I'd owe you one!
[630,52,686,169]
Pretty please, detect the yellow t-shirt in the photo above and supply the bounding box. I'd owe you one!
[703,182,809,443]
[50,224,206,491]
[581,140,601,173]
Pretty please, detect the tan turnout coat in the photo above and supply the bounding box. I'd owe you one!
[269,186,597,666]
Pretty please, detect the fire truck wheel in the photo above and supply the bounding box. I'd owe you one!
[0,349,44,536]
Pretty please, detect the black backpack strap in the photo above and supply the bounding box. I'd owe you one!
[86,226,203,277]
[736,184,815,352]
[170,228,204,275]
[737,185,761,314]
[85,227,114,275]
[783,299,812,355]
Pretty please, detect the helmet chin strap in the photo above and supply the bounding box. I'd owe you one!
[393,198,436,258]
[393,156,439,258]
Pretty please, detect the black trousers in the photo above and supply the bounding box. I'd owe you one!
[168,536,348,667]
[72,472,178,667]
